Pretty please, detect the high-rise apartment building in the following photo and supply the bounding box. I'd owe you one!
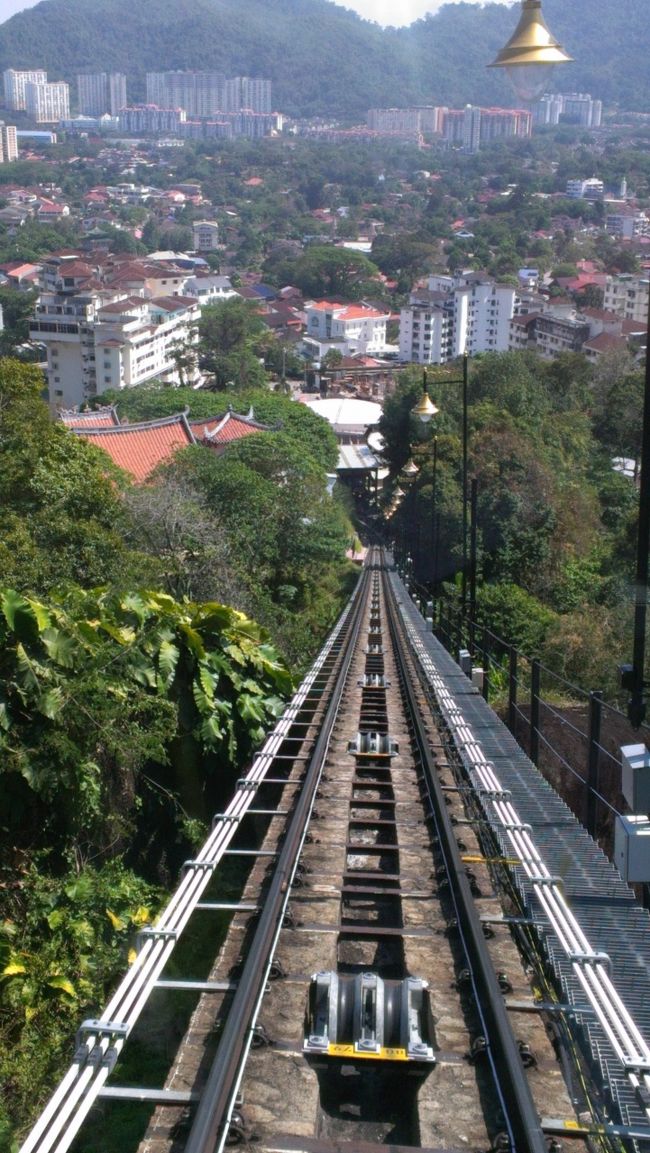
[441,106,530,151]
[77,72,127,116]
[532,92,602,128]
[146,71,226,116]
[119,105,186,134]
[108,73,127,115]
[3,68,47,110]
[462,105,482,153]
[224,76,272,113]
[24,80,70,123]
[0,121,19,164]
[400,273,517,363]
[366,106,446,137]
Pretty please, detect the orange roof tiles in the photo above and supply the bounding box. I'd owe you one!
[189,409,272,447]
[70,414,195,481]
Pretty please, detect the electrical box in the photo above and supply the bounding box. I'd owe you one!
[458,649,471,676]
[471,667,484,691]
[614,814,650,882]
[621,743,650,812]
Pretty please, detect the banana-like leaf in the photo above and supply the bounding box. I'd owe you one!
[37,687,65,720]
[1,590,50,640]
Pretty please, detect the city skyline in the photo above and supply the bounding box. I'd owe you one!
[0,0,515,28]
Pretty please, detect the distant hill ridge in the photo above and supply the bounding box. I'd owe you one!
[0,0,646,117]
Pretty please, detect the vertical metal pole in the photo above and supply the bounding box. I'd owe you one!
[461,351,469,617]
[482,626,489,702]
[629,287,650,727]
[469,477,478,655]
[432,433,438,593]
[508,646,518,734]
[530,659,541,766]
[586,691,603,837]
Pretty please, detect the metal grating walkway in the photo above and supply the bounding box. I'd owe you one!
[389,566,650,1136]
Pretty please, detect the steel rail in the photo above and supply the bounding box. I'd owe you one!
[396,573,650,1133]
[383,559,549,1153]
[19,572,364,1153]
[184,557,374,1153]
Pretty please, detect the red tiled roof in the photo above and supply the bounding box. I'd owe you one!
[190,409,272,446]
[337,304,387,320]
[583,332,628,353]
[70,414,195,481]
[150,295,199,313]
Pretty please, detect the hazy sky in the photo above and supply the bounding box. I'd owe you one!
[0,0,516,28]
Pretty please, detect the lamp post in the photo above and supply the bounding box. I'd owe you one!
[411,372,439,590]
[488,0,572,102]
[627,288,650,728]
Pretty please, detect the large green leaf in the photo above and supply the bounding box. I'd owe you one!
[37,687,65,720]
[41,628,78,669]
[1,590,50,641]
[157,639,180,688]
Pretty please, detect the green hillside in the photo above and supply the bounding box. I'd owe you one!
[0,0,646,117]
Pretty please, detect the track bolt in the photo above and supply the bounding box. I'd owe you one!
[455,968,471,989]
[251,1024,273,1049]
[269,960,286,981]
[226,1111,249,1144]
[497,972,512,994]
[468,1035,488,1062]
[492,1133,511,1153]
[482,922,495,939]
[518,1040,537,1068]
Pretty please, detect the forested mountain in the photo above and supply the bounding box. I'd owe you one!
[0,0,646,117]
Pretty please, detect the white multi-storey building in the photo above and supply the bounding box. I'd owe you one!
[146,71,225,117]
[400,273,517,363]
[605,210,650,240]
[399,296,452,365]
[30,280,201,409]
[24,80,70,123]
[566,177,604,200]
[77,72,127,116]
[192,220,220,251]
[118,105,186,134]
[604,274,649,324]
[3,68,47,110]
[0,122,18,163]
[304,300,389,357]
[223,76,272,113]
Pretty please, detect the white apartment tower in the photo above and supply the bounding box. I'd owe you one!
[400,273,517,363]
[77,72,127,116]
[463,105,481,153]
[108,73,127,115]
[3,68,47,110]
[25,80,70,123]
[146,71,225,116]
[0,122,19,164]
[224,76,272,113]
[603,275,649,324]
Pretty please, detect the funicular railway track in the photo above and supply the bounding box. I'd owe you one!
[138,549,577,1153]
[28,547,650,1153]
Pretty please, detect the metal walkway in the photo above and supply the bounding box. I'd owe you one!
[390,562,650,1139]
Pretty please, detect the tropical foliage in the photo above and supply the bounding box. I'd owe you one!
[381,351,638,698]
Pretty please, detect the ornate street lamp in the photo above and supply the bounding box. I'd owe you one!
[411,389,439,425]
[488,0,572,102]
